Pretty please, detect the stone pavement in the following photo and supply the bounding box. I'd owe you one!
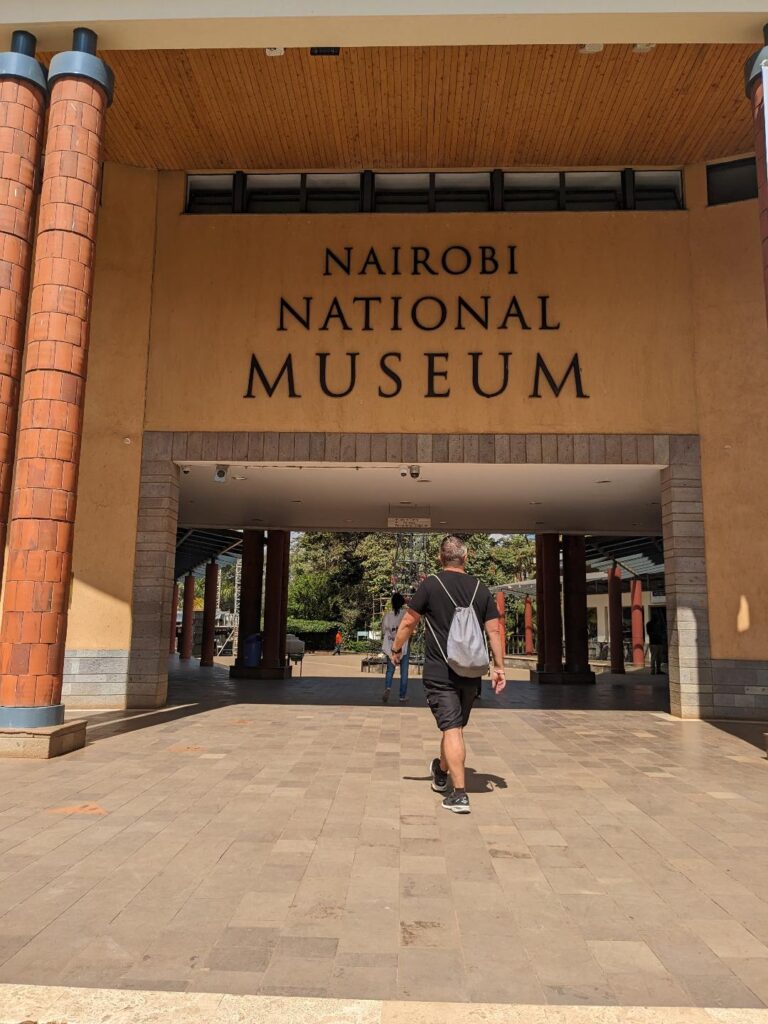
[0,658,766,1012]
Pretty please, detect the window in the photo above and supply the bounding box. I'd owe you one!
[305,173,361,213]
[434,172,491,211]
[374,172,430,212]
[503,172,560,211]
[246,173,301,213]
[186,174,234,214]
[634,169,683,210]
[185,167,687,214]
[564,171,623,211]
[707,158,758,206]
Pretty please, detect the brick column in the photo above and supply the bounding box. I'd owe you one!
[168,580,178,655]
[540,533,563,676]
[0,29,112,728]
[523,595,534,655]
[234,529,264,667]
[630,578,645,667]
[608,563,625,674]
[200,560,218,667]
[534,535,545,670]
[179,573,195,661]
[745,27,768,325]
[562,534,595,682]
[0,33,47,584]
[262,530,287,671]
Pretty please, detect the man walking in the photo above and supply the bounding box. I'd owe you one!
[390,536,506,814]
[332,628,343,655]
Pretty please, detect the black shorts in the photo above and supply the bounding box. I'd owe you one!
[423,678,478,731]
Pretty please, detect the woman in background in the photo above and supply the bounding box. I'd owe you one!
[381,593,410,703]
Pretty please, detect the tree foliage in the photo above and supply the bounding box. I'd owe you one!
[288,531,534,637]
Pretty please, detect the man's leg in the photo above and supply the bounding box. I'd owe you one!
[383,656,394,700]
[441,728,465,790]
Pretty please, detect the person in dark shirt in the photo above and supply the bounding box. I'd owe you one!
[646,613,666,674]
[390,535,506,814]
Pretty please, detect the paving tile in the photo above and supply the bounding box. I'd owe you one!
[0,657,764,1010]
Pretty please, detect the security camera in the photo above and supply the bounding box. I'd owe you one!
[213,464,229,483]
[409,464,421,480]
[181,466,191,475]
[399,467,408,478]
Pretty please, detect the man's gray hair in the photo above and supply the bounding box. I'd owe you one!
[439,535,467,567]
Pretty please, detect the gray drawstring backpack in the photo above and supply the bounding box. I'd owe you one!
[425,575,489,678]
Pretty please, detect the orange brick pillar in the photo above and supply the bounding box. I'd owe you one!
[630,578,645,667]
[745,28,768,323]
[0,32,48,585]
[0,29,112,728]
[168,580,179,655]
[278,531,290,668]
[608,563,625,675]
[200,560,218,667]
[179,573,195,661]
[523,595,534,655]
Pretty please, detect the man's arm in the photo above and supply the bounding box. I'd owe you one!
[390,608,421,665]
[485,618,507,693]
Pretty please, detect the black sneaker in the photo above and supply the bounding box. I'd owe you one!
[442,790,470,814]
[429,757,449,793]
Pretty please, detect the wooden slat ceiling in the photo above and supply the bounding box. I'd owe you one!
[75,43,755,170]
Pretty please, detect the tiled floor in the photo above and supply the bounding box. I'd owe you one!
[0,656,766,1009]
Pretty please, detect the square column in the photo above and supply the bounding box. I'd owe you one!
[530,533,564,683]
[561,534,595,684]
[199,560,218,667]
[232,529,264,670]
[179,573,195,661]
[233,528,290,680]
[608,563,625,674]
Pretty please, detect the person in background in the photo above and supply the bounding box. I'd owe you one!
[381,593,410,703]
[646,613,665,674]
[333,628,343,655]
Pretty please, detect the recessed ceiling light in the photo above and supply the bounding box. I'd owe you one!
[439,521,447,525]
[529,500,542,506]
[265,47,284,57]
[578,43,604,54]
[231,475,245,481]
[416,479,431,484]
[310,47,340,56]
[596,480,612,484]
[632,43,655,53]
[290,499,302,503]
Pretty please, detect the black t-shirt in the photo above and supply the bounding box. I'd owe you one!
[409,571,499,684]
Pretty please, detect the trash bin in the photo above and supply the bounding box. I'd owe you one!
[244,633,262,667]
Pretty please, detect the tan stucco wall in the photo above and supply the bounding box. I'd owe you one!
[686,167,768,663]
[145,172,698,436]
[71,162,768,667]
[66,164,158,652]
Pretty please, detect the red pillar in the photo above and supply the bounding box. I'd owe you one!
[262,530,287,670]
[168,580,179,655]
[745,31,768,324]
[630,578,645,667]
[0,30,113,727]
[541,534,562,675]
[608,563,625,674]
[524,595,534,655]
[200,560,218,667]
[235,529,264,666]
[179,573,195,661]
[535,535,545,670]
[495,591,506,657]
[0,33,47,585]
[562,534,593,679]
